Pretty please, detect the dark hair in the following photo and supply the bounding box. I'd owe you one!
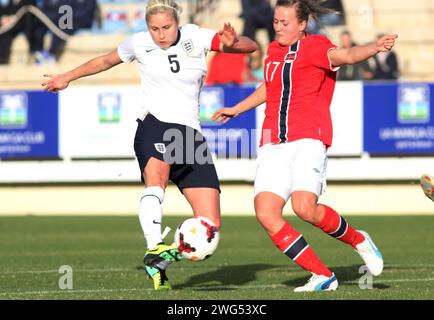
[275,0,336,24]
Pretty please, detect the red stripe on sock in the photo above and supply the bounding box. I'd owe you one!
[271,223,332,277]
[316,205,365,248]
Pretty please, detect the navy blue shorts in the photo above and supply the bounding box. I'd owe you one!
[134,114,220,192]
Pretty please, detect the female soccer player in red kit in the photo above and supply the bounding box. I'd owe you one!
[213,0,397,292]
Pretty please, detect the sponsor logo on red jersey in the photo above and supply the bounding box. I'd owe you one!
[284,52,297,63]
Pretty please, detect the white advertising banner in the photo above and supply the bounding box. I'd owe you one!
[58,82,363,159]
[327,81,363,156]
[59,86,141,158]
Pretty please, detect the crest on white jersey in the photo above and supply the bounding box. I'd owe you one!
[154,143,166,153]
[182,39,194,53]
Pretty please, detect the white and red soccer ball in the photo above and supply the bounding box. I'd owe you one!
[421,174,434,202]
[174,217,220,261]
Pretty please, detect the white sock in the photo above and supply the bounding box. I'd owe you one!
[138,186,165,249]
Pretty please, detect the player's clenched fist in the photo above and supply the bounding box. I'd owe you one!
[376,34,398,52]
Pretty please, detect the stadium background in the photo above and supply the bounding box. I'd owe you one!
[1,0,433,215]
[0,0,433,300]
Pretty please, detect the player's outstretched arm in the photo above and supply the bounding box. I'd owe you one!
[329,34,398,67]
[218,22,259,53]
[41,49,123,93]
[212,83,266,123]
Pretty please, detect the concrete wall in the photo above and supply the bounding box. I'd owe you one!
[0,183,432,216]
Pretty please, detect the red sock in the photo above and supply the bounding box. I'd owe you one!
[315,205,365,248]
[271,222,333,277]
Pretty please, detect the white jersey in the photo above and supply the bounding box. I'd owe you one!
[117,24,217,132]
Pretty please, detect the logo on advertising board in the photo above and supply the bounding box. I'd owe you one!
[98,93,121,123]
[0,93,28,129]
[398,84,430,124]
[199,87,224,126]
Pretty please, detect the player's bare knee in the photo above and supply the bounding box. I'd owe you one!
[254,203,266,222]
[143,159,170,188]
[144,179,167,190]
[293,203,317,224]
[255,210,266,225]
[255,210,275,227]
[143,171,168,189]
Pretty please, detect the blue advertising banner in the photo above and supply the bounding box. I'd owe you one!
[200,85,257,158]
[364,83,434,155]
[0,91,59,159]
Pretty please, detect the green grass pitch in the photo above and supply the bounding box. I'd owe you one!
[0,215,433,300]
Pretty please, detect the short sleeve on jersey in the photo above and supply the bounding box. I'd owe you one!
[196,27,219,51]
[308,35,339,71]
[210,34,221,51]
[117,35,136,63]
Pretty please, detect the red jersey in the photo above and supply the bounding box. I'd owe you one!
[205,52,248,85]
[260,33,338,147]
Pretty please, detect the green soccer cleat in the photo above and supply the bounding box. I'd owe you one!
[143,242,182,270]
[145,266,171,290]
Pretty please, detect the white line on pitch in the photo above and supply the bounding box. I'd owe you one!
[0,268,130,275]
[1,278,434,296]
[0,263,433,275]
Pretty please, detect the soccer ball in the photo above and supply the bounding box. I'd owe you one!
[174,216,220,261]
[421,174,434,202]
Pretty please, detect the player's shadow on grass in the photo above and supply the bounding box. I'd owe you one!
[283,264,390,290]
[173,263,276,291]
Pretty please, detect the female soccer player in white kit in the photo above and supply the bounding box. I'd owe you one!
[42,0,258,290]
[214,0,397,292]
